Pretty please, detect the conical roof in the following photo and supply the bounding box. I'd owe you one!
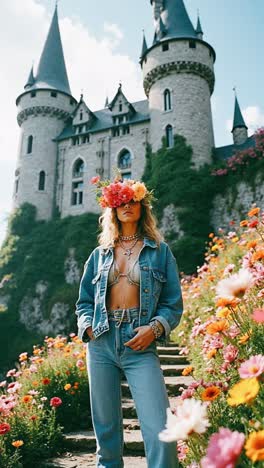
[232,96,248,131]
[196,16,203,35]
[24,66,35,89]
[32,6,71,95]
[158,0,197,40]
[140,32,148,59]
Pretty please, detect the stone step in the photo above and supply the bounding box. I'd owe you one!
[161,364,188,376]
[121,375,193,398]
[157,346,182,355]
[159,354,189,365]
[41,452,147,468]
[122,395,180,419]
[63,429,145,454]
[123,418,140,430]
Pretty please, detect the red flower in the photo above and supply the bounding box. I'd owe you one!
[90,176,100,185]
[0,423,11,435]
[248,220,259,228]
[50,397,62,408]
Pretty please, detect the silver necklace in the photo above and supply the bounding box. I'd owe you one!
[119,237,139,260]
[119,232,140,241]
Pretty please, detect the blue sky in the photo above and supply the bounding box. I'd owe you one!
[0,0,263,247]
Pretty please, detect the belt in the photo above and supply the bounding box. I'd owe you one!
[107,308,139,325]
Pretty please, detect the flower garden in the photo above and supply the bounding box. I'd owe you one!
[0,206,263,467]
[165,206,264,467]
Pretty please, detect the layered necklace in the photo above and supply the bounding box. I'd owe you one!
[118,232,141,260]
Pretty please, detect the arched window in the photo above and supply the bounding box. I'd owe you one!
[38,171,45,191]
[73,159,84,178]
[166,125,174,148]
[27,135,33,154]
[118,150,132,170]
[164,89,172,111]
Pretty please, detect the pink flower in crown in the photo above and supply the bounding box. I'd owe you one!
[90,176,100,185]
[102,182,134,208]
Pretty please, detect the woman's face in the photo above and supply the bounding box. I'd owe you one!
[116,200,141,224]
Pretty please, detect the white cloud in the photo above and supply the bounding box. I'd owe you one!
[226,105,264,135]
[0,0,145,247]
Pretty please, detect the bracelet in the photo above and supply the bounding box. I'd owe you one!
[149,320,164,339]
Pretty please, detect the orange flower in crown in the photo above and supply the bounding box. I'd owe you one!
[90,170,154,209]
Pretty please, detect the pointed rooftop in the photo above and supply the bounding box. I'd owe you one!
[151,0,197,42]
[24,65,35,89]
[232,95,248,132]
[196,16,203,35]
[140,32,148,59]
[31,5,71,95]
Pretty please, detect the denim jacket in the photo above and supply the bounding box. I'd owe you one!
[75,237,183,344]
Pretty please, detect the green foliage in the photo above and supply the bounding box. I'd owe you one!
[7,203,37,237]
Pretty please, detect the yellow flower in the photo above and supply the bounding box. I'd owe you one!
[227,378,260,406]
[132,182,147,202]
[240,219,248,227]
[182,366,193,376]
[207,349,217,359]
[245,430,264,462]
[12,440,24,448]
[201,386,221,401]
[211,245,219,252]
[238,330,252,345]
[216,307,231,319]
[64,383,72,391]
[231,236,239,243]
[248,207,260,217]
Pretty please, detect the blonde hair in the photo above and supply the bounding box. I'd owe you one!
[97,198,163,248]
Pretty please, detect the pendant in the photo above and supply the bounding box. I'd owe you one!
[124,249,132,259]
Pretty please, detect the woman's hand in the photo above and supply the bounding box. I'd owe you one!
[86,326,95,341]
[124,325,155,351]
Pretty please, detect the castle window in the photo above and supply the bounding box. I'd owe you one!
[27,135,33,154]
[51,91,57,98]
[31,91,36,98]
[71,181,83,206]
[82,135,90,144]
[112,127,120,137]
[80,112,83,121]
[118,149,132,170]
[38,171,46,191]
[73,159,84,178]
[78,126,83,133]
[72,137,80,146]
[165,125,173,148]
[162,43,169,52]
[164,89,172,111]
[122,125,130,135]
[122,172,132,180]
[15,179,19,194]
[119,102,123,112]
[189,40,196,49]
[70,99,75,105]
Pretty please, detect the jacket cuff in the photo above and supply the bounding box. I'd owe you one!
[78,320,93,343]
[150,315,171,338]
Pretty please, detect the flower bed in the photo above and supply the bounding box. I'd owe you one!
[164,206,264,467]
[0,334,89,467]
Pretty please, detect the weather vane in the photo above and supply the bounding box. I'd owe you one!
[233,86,237,97]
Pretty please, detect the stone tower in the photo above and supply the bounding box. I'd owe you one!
[141,0,216,167]
[14,6,77,220]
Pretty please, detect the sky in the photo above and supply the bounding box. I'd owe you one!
[0,0,264,247]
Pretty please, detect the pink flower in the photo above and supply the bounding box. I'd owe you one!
[90,176,100,185]
[223,344,239,363]
[238,355,264,379]
[201,427,245,468]
[50,397,62,408]
[7,382,22,394]
[252,308,264,323]
[0,422,11,435]
[76,359,85,368]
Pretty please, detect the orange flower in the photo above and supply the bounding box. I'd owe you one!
[33,348,42,355]
[64,384,71,391]
[22,395,33,404]
[30,415,38,421]
[247,240,258,249]
[209,233,214,238]
[245,430,264,461]
[32,380,39,387]
[182,366,194,376]
[207,349,217,359]
[216,298,238,308]
[201,386,221,401]
[252,250,264,262]
[54,342,65,349]
[248,207,260,217]
[238,330,252,345]
[12,440,24,448]
[240,220,248,227]
[206,320,229,335]
[216,307,231,319]
[42,378,51,385]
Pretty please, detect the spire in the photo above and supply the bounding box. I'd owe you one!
[105,96,109,108]
[196,13,203,39]
[232,93,248,132]
[140,31,148,59]
[151,0,197,41]
[33,5,71,95]
[24,65,35,89]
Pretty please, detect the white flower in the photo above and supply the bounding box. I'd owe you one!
[158,399,210,442]
[216,268,254,299]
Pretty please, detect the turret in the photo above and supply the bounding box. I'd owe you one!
[13,6,77,220]
[142,0,216,167]
[232,93,248,145]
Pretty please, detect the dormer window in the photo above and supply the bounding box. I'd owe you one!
[119,102,123,112]
[80,112,83,121]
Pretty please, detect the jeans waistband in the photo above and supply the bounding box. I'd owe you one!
[107,307,140,323]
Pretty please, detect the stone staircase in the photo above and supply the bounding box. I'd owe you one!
[42,343,192,467]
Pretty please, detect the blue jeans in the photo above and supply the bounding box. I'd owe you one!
[86,307,179,468]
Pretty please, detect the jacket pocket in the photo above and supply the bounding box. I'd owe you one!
[151,269,167,299]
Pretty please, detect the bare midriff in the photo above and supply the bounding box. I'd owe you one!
[106,240,143,310]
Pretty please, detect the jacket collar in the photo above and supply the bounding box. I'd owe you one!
[101,236,157,255]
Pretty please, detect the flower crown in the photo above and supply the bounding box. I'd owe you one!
[90,170,155,209]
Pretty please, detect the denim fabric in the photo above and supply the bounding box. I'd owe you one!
[86,307,179,468]
[75,237,183,344]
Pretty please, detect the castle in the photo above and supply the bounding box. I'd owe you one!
[13,0,254,221]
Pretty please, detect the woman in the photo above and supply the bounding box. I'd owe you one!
[75,175,183,468]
